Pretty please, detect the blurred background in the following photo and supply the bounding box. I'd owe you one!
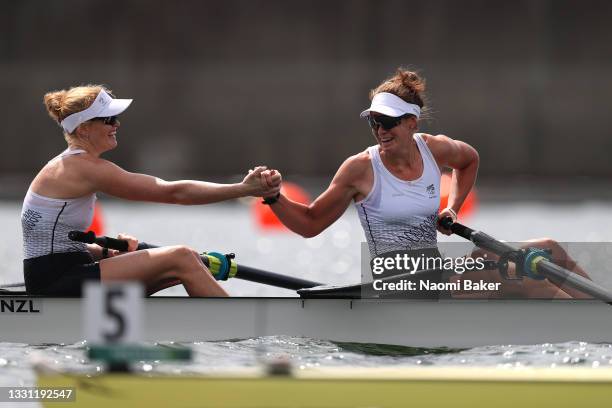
[1,0,612,290]
[2,0,612,196]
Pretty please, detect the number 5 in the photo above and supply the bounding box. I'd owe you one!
[84,282,143,344]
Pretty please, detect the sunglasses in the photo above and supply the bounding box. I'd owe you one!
[367,114,408,131]
[91,116,119,126]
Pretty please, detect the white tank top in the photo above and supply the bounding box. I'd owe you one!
[21,149,96,259]
[355,134,441,257]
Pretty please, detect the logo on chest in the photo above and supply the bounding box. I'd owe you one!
[426,184,436,198]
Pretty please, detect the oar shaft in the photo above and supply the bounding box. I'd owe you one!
[537,260,612,302]
[138,243,322,290]
[446,222,518,257]
[441,218,612,302]
[71,234,322,291]
[234,265,321,290]
[471,231,522,261]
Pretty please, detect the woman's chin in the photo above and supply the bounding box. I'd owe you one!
[103,141,118,153]
[379,140,397,152]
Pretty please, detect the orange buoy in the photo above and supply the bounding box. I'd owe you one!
[253,182,310,230]
[87,203,106,236]
[439,172,478,220]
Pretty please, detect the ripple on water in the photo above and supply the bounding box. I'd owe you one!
[4,337,612,385]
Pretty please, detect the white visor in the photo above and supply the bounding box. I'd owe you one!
[359,92,421,119]
[60,89,133,133]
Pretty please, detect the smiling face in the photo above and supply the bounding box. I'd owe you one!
[75,116,121,155]
[369,113,417,151]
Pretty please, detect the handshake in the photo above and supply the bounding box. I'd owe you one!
[242,166,282,199]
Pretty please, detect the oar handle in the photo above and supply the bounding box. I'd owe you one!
[69,231,323,291]
[438,217,474,239]
[68,231,129,252]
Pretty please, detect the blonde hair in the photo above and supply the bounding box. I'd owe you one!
[43,84,114,141]
[370,68,428,118]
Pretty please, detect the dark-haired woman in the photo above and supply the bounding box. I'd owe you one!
[262,69,591,299]
[266,69,476,254]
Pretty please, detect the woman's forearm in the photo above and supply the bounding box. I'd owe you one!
[169,180,251,205]
[269,195,320,238]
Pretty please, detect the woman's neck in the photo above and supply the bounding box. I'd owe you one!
[67,142,99,157]
[380,135,419,168]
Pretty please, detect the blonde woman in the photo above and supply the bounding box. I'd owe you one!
[22,84,280,297]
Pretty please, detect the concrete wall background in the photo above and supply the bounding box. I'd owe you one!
[1,0,611,186]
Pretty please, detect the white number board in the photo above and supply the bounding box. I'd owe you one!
[83,282,144,344]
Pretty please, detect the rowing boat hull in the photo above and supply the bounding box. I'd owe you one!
[37,367,612,407]
[2,297,612,347]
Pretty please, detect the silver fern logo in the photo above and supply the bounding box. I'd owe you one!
[426,184,436,198]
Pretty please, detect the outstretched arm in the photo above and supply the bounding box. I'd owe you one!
[81,159,281,205]
[267,156,367,238]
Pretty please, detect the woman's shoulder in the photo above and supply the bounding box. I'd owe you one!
[420,133,479,168]
[420,133,454,155]
[342,148,372,171]
[30,152,107,198]
[332,149,373,185]
[419,133,450,144]
[44,152,115,184]
[60,151,110,169]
